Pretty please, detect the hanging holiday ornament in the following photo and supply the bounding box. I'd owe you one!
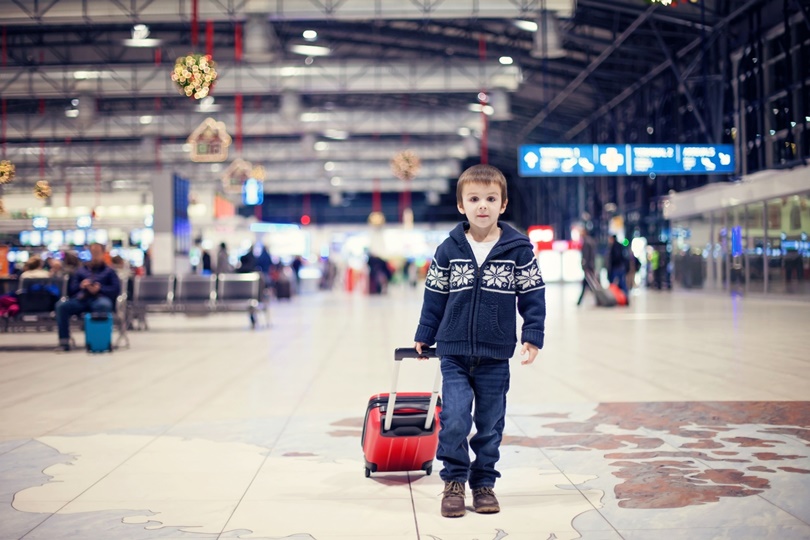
[171,53,218,100]
[368,211,386,227]
[390,150,421,181]
[0,160,15,184]
[34,180,52,199]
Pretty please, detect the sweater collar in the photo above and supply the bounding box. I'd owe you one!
[449,221,530,251]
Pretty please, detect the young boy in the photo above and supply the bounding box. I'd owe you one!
[414,164,546,518]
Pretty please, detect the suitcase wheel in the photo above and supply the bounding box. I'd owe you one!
[364,467,371,478]
[425,465,432,476]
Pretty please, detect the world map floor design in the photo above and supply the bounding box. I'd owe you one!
[1,401,808,539]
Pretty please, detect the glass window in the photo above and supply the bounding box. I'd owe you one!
[746,202,765,292]
[766,198,785,293]
[782,194,810,296]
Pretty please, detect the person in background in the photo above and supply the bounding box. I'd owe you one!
[255,245,272,275]
[19,256,51,279]
[63,251,82,276]
[291,256,303,289]
[110,255,131,283]
[608,235,629,299]
[238,245,256,273]
[55,243,120,351]
[142,248,152,276]
[111,254,133,299]
[576,226,597,306]
[413,164,546,518]
[201,249,212,275]
[47,258,64,278]
[216,242,232,274]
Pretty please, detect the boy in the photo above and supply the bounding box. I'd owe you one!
[414,164,546,518]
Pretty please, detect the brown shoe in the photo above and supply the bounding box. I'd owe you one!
[472,487,500,514]
[441,481,466,517]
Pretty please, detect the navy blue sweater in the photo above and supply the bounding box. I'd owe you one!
[415,222,546,359]
[69,263,121,303]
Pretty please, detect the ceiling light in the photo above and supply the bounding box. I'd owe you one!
[123,37,162,47]
[324,161,336,171]
[323,129,348,140]
[65,109,79,118]
[300,112,325,122]
[133,24,150,39]
[280,67,303,77]
[123,24,162,47]
[514,20,538,32]
[330,176,342,186]
[457,127,471,136]
[499,56,513,65]
[314,141,329,151]
[303,30,318,41]
[289,43,331,57]
[73,71,104,80]
[139,115,153,125]
[198,96,219,112]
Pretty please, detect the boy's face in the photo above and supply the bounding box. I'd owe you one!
[457,182,507,228]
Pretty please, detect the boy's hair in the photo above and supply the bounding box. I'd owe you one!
[456,164,508,205]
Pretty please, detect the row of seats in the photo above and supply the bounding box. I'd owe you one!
[0,272,268,340]
[130,273,269,329]
[0,275,130,349]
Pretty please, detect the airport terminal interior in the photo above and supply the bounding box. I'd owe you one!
[1,0,809,539]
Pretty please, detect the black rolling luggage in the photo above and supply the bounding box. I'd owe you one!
[275,279,292,299]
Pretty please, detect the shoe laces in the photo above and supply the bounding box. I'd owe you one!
[443,481,465,497]
[474,487,495,496]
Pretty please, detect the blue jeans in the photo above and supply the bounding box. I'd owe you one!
[438,355,510,489]
[56,296,113,341]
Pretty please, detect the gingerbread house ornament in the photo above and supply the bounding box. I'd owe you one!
[187,118,232,163]
[221,158,254,194]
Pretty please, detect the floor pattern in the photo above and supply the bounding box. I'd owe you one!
[1,283,808,539]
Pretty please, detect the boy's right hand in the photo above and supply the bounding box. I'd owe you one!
[414,342,429,360]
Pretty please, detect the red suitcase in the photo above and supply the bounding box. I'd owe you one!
[361,347,442,478]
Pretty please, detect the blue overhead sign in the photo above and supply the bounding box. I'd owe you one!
[518,144,735,176]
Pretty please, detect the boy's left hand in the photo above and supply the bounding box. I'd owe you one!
[520,343,539,365]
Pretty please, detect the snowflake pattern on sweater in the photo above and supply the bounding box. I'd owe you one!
[425,263,449,292]
[425,258,544,294]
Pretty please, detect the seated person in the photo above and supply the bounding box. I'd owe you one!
[19,256,52,279]
[56,243,121,351]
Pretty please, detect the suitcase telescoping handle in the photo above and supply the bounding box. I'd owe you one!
[385,347,441,432]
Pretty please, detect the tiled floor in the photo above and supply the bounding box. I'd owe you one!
[0,283,808,540]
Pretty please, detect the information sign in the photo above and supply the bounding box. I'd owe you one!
[519,144,735,176]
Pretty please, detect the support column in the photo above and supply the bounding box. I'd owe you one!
[151,172,174,274]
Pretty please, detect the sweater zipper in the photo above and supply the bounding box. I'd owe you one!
[467,242,507,357]
[469,263,479,357]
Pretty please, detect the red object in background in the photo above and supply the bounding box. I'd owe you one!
[527,225,555,251]
[609,284,628,306]
[300,214,311,226]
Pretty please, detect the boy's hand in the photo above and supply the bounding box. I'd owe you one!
[414,342,429,360]
[520,343,539,365]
